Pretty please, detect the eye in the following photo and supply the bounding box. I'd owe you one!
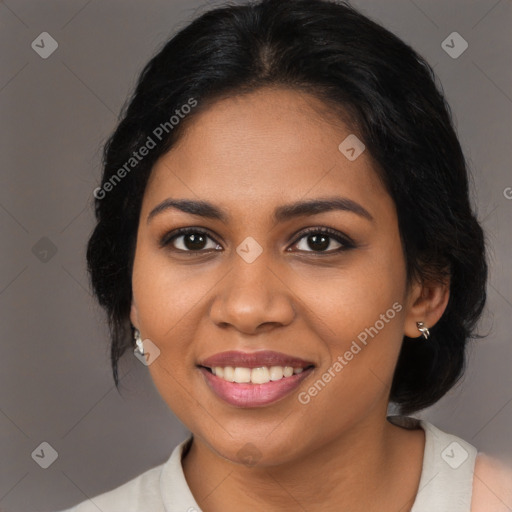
[289,227,354,254]
[160,228,221,252]
[160,226,355,255]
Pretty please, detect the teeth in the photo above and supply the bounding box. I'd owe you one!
[269,366,283,381]
[283,366,294,378]
[211,365,308,384]
[233,367,251,383]
[251,367,270,384]
[223,366,235,382]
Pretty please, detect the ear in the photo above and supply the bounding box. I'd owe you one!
[130,299,139,330]
[403,273,450,339]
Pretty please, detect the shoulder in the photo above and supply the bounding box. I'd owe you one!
[57,463,165,512]
[56,436,195,512]
[471,452,512,512]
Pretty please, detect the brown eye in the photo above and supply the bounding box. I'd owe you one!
[161,228,221,252]
[290,227,354,254]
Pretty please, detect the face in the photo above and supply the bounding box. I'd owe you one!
[130,87,422,466]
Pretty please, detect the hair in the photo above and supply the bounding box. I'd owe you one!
[86,0,487,415]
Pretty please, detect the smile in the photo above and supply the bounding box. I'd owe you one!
[197,350,316,407]
[203,365,309,384]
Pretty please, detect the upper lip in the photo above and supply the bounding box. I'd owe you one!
[198,350,315,369]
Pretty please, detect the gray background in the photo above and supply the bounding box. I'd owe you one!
[0,0,510,510]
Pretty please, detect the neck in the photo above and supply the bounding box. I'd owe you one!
[181,410,423,512]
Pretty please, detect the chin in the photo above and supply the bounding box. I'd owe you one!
[203,429,305,468]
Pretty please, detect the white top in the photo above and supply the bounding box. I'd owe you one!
[58,416,479,512]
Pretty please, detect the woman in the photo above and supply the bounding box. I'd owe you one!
[60,0,512,510]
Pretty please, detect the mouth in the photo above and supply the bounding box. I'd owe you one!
[196,350,316,407]
[198,364,315,384]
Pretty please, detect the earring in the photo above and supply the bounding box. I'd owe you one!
[134,328,145,356]
[416,321,430,340]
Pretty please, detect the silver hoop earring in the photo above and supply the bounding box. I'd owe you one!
[416,321,430,340]
[134,329,145,356]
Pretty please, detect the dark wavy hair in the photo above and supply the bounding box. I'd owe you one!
[86,0,487,415]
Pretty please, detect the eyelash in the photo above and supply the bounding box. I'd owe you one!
[160,226,355,255]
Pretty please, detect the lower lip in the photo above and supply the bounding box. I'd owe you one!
[199,367,314,407]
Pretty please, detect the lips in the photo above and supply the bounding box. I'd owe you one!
[198,350,315,369]
[196,350,316,407]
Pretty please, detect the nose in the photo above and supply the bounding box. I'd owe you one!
[209,255,296,334]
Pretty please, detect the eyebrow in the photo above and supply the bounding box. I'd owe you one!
[147,196,374,224]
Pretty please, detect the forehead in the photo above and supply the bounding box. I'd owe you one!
[144,87,391,221]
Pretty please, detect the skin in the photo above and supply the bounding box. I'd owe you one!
[130,87,450,512]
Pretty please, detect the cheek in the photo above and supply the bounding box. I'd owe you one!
[131,244,216,339]
[291,241,407,352]
[131,246,223,416]
[295,287,405,433]
[292,240,407,406]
